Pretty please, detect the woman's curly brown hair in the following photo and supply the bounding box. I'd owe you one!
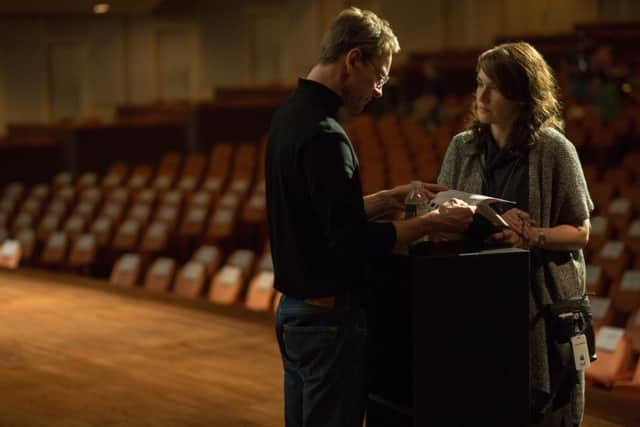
[466,42,564,151]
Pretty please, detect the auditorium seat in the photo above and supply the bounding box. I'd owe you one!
[144,257,176,292]
[63,215,86,242]
[191,245,221,278]
[154,204,180,232]
[160,190,183,209]
[54,186,75,204]
[591,296,614,330]
[603,170,631,197]
[127,203,152,225]
[72,200,97,223]
[610,270,640,314]
[40,231,69,266]
[45,199,68,218]
[189,190,214,211]
[139,221,169,254]
[68,233,97,270]
[53,172,73,189]
[12,212,34,235]
[106,187,130,207]
[79,187,102,205]
[127,164,153,190]
[179,205,208,238]
[208,265,244,305]
[208,249,255,305]
[590,181,616,215]
[29,184,50,202]
[587,264,607,297]
[176,154,206,194]
[173,260,206,298]
[594,241,631,284]
[586,326,633,387]
[20,197,43,218]
[623,220,640,255]
[37,213,61,243]
[608,198,633,236]
[241,190,266,225]
[102,163,129,189]
[90,216,114,247]
[99,202,125,225]
[77,172,98,190]
[110,253,141,287]
[206,207,236,243]
[112,219,142,252]
[0,239,21,269]
[245,252,274,312]
[134,188,157,206]
[203,144,234,195]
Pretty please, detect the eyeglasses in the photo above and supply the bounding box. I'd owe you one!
[366,59,390,90]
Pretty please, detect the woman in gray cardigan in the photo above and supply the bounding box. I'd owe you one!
[438,42,594,427]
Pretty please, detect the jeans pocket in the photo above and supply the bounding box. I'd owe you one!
[282,324,339,381]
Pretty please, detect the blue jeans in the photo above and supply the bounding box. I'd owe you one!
[275,294,368,427]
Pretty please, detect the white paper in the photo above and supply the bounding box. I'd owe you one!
[600,241,624,260]
[595,326,625,353]
[608,198,630,215]
[589,297,611,320]
[621,270,640,291]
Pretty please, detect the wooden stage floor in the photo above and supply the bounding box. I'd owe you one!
[0,269,637,427]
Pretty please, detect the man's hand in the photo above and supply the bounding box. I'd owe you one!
[387,182,448,203]
[423,198,474,234]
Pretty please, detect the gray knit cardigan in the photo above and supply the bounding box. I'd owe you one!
[437,127,594,419]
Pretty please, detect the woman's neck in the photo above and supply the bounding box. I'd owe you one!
[490,123,512,149]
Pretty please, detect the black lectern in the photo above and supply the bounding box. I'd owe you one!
[367,245,530,427]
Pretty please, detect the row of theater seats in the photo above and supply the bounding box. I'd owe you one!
[110,245,280,313]
[0,142,268,278]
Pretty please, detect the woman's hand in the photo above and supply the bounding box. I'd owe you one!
[488,208,536,248]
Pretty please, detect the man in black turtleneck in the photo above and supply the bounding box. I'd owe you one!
[265,7,473,427]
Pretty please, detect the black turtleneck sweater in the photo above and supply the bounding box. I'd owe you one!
[265,78,396,299]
